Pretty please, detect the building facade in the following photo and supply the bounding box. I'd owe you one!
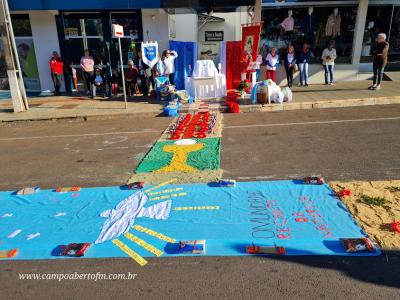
[0,0,398,94]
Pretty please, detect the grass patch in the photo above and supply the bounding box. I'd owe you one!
[360,195,388,206]
[386,186,400,192]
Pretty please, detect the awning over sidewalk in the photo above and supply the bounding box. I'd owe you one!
[8,0,255,11]
[8,0,162,10]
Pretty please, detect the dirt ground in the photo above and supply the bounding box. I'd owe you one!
[330,180,400,250]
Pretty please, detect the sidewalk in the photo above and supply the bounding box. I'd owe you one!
[0,80,399,122]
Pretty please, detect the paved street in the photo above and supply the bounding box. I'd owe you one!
[1,105,399,299]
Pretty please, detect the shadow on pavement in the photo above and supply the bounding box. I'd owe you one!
[257,249,400,288]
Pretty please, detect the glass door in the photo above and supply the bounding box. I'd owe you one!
[110,12,142,70]
[62,13,108,92]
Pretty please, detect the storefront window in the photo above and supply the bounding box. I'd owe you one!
[11,14,41,91]
[110,12,142,66]
[0,39,9,91]
[361,5,400,68]
[388,6,400,68]
[63,14,107,65]
[11,15,32,37]
[261,6,357,64]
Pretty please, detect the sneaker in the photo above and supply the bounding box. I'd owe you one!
[298,83,303,87]
[374,85,381,90]
[329,82,334,86]
[305,83,309,87]
[368,85,376,90]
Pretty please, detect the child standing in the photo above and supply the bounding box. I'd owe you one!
[322,41,337,85]
[284,45,297,88]
[266,47,279,82]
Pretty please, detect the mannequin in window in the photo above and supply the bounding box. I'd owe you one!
[362,21,375,56]
[301,7,317,45]
[280,10,295,43]
[325,8,341,38]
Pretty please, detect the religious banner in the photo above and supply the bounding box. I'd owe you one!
[141,41,159,68]
[241,23,262,61]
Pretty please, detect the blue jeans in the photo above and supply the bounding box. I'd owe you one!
[324,65,334,84]
[298,63,309,85]
[373,66,384,85]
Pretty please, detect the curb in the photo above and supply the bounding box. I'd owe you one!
[238,96,400,113]
[1,96,400,122]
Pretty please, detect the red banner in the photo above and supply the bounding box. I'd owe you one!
[241,23,262,62]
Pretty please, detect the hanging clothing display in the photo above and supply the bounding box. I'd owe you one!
[301,14,317,45]
[301,14,317,34]
[169,41,197,90]
[325,14,341,37]
[281,16,294,32]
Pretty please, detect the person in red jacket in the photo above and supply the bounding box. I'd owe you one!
[49,51,64,94]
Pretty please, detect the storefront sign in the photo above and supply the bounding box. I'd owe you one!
[205,31,224,42]
[65,28,79,37]
[112,24,124,38]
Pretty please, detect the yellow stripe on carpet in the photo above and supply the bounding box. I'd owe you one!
[132,225,176,243]
[112,239,148,266]
[124,233,163,257]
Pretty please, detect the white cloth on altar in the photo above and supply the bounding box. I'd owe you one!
[192,60,219,78]
[185,74,226,99]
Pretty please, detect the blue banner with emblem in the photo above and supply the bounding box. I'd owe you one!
[141,42,159,69]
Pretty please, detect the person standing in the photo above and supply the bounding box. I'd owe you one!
[125,60,139,96]
[158,50,178,85]
[49,51,63,94]
[252,53,263,82]
[297,43,312,86]
[266,47,279,82]
[284,45,296,88]
[322,41,337,85]
[369,33,389,90]
[80,49,95,95]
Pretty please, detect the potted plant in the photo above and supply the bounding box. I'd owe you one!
[237,80,251,98]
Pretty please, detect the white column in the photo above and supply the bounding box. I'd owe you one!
[142,9,169,51]
[29,11,62,92]
[352,0,369,66]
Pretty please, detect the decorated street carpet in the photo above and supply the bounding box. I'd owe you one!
[0,180,379,264]
[128,112,223,185]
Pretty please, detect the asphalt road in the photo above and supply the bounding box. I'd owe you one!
[1,105,399,299]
